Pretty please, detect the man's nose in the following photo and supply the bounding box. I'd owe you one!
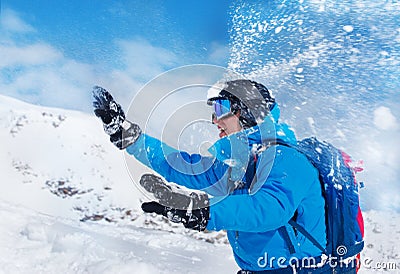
[212,114,218,125]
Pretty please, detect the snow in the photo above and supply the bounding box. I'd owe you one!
[228,0,400,213]
[0,200,235,273]
[0,94,399,273]
[0,94,236,273]
[275,26,283,34]
[206,81,227,100]
[343,25,354,33]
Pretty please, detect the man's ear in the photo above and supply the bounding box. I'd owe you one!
[235,110,244,129]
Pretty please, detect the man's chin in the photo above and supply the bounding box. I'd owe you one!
[219,131,227,138]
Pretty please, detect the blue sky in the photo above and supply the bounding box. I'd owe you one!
[5,0,230,64]
[1,0,231,111]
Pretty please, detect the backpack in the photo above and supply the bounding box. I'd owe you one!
[287,137,365,270]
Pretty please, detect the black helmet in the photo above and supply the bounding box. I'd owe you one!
[207,79,275,128]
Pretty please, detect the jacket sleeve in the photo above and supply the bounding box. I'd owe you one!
[206,146,320,232]
[125,134,231,195]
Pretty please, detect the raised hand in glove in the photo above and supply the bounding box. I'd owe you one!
[92,86,141,149]
[140,173,209,231]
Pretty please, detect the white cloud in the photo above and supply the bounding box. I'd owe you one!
[373,106,398,130]
[1,9,35,33]
[206,42,229,64]
[0,43,63,68]
[0,9,221,116]
[0,34,179,113]
[116,38,179,80]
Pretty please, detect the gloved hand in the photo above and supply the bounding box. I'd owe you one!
[140,173,209,231]
[140,173,209,209]
[92,86,142,149]
[142,201,209,231]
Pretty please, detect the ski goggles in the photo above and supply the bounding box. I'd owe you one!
[210,98,233,120]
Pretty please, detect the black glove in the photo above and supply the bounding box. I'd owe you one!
[92,86,141,149]
[140,173,209,209]
[140,173,210,231]
[142,201,209,231]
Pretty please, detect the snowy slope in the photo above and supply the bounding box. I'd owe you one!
[0,95,399,273]
[0,94,146,220]
[0,94,236,273]
[0,200,236,273]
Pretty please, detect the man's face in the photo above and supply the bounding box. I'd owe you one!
[212,112,242,138]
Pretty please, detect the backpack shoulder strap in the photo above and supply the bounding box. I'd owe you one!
[262,138,292,148]
[264,139,327,254]
[288,219,327,254]
[278,226,296,254]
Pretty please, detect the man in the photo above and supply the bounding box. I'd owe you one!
[93,79,327,273]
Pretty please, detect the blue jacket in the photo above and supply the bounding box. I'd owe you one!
[126,103,326,271]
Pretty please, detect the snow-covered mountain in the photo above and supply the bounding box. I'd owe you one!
[0,94,398,273]
[0,94,235,273]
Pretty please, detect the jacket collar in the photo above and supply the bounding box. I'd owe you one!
[208,103,297,164]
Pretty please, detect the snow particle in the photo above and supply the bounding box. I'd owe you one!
[343,25,354,33]
[275,26,283,34]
